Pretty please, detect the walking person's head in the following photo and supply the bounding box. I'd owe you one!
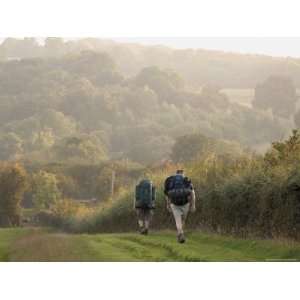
[176,169,184,176]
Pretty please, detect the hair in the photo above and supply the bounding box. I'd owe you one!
[176,169,184,174]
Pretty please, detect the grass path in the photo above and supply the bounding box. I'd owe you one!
[1,228,300,262]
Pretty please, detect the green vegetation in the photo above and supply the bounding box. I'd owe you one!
[31,170,61,209]
[0,228,299,262]
[253,76,298,118]
[0,38,297,167]
[0,228,31,261]
[0,38,300,260]
[171,132,244,162]
[3,38,300,89]
[60,131,300,242]
[0,163,27,227]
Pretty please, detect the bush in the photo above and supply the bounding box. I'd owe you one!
[31,170,61,210]
[64,132,300,241]
[0,163,27,227]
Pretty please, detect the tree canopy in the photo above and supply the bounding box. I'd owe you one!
[0,38,297,166]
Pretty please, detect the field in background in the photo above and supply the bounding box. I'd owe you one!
[0,228,299,262]
[222,88,300,109]
[222,89,254,108]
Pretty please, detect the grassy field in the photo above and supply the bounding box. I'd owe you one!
[1,228,300,262]
[222,88,254,108]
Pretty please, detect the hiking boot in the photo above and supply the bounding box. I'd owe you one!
[177,233,185,243]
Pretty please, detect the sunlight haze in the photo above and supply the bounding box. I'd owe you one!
[114,37,300,57]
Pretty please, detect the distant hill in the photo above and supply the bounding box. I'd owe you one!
[2,37,300,88]
[0,38,296,165]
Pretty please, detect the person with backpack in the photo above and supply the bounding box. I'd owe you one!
[134,178,156,235]
[164,169,196,243]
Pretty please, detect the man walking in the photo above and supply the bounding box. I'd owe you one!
[164,170,196,243]
[134,179,156,235]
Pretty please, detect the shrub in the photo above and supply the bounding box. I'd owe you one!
[0,163,27,227]
[31,170,61,210]
[49,131,300,241]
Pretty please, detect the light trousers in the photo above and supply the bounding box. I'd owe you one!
[170,202,190,234]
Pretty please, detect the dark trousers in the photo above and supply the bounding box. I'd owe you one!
[136,208,153,229]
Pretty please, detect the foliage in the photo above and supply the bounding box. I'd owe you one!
[53,134,108,164]
[0,39,296,165]
[171,132,244,163]
[1,38,300,239]
[3,38,300,89]
[64,131,300,241]
[264,129,300,166]
[31,171,61,210]
[253,76,297,118]
[0,133,23,160]
[0,163,27,227]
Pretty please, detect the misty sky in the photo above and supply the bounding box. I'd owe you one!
[114,37,300,58]
[1,37,300,58]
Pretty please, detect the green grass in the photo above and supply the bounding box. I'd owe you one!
[0,228,32,261]
[0,228,300,262]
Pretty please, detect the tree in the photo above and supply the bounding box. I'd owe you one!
[0,133,23,160]
[264,129,300,166]
[253,76,297,118]
[171,133,213,162]
[126,135,173,164]
[171,133,243,163]
[63,51,123,86]
[201,84,229,109]
[0,163,27,227]
[122,86,159,117]
[38,109,77,137]
[5,109,77,152]
[32,171,61,210]
[134,66,184,103]
[53,134,108,163]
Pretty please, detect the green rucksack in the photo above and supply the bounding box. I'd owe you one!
[135,179,155,209]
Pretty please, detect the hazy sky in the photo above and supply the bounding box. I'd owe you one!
[114,37,300,58]
[2,37,300,58]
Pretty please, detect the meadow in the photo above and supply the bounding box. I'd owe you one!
[1,228,299,262]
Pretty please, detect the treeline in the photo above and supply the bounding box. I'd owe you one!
[1,131,300,241]
[61,131,300,241]
[0,47,297,165]
[0,159,144,227]
[0,132,246,227]
[2,38,300,88]
[0,163,27,227]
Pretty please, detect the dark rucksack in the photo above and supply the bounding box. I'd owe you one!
[167,174,191,206]
[135,179,155,209]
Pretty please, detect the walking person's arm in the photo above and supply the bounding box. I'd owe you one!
[133,186,137,210]
[164,177,172,212]
[166,196,172,212]
[185,178,196,212]
[189,189,196,213]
